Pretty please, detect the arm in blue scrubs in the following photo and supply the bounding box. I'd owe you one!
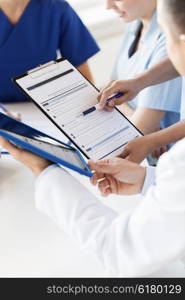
[135,33,182,131]
[112,13,182,132]
[0,0,100,103]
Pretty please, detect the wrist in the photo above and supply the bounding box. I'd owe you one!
[144,132,163,152]
[135,73,149,91]
[31,162,53,176]
[149,130,170,148]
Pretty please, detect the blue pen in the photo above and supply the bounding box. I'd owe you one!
[0,151,9,155]
[105,92,123,104]
[83,92,123,116]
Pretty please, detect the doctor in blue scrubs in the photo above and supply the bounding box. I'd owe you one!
[0,0,99,103]
[103,0,182,139]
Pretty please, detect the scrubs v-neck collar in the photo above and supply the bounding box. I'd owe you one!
[128,11,159,57]
[0,0,35,48]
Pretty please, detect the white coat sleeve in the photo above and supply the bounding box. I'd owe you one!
[35,139,185,277]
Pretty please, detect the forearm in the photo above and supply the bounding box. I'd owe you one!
[138,58,179,90]
[149,120,185,148]
[118,103,134,119]
[130,109,165,135]
[118,106,163,135]
[77,62,94,83]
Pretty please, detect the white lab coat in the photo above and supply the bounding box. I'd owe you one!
[35,138,185,277]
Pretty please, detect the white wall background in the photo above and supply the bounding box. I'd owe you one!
[68,0,125,88]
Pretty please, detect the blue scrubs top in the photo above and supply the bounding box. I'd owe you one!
[112,12,182,131]
[181,78,185,120]
[0,0,99,103]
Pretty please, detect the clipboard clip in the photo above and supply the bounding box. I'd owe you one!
[28,61,59,78]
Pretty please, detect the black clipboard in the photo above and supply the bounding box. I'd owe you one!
[13,58,143,160]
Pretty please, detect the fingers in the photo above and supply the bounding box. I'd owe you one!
[98,90,116,109]
[97,99,115,112]
[98,82,120,109]
[98,177,111,197]
[98,175,118,196]
[101,99,115,110]
[89,159,115,187]
[0,137,52,176]
[100,106,114,112]
[98,80,115,98]
[89,160,119,196]
[114,92,132,105]
[98,81,133,110]
[89,160,107,185]
[90,171,105,186]
[89,159,116,175]
[0,137,23,159]
[161,145,168,154]
[98,77,141,109]
[7,111,21,121]
[152,149,160,159]
[152,146,168,159]
[97,81,114,103]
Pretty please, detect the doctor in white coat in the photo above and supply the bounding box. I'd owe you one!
[1,0,185,277]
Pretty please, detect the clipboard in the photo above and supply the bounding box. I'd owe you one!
[0,113,93,178]
[13,58,143,161]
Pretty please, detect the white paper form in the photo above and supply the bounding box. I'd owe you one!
[15,59,142,160]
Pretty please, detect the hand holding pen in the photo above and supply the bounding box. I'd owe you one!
[98,92,123,112]
[83,92,123,116]
[97,79,141,110]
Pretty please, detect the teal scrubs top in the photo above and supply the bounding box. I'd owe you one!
[112,12,182,131]
[0,0,99,102]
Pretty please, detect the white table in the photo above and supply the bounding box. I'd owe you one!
[0,102,141,277]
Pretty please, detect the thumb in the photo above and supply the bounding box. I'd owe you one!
[88,159,116,174]
[98,85,119,109]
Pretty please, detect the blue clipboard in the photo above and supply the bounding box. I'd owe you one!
[0,112,93,178]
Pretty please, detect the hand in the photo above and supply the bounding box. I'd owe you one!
[97,78,142,110]
[0,104,21,120]
[0,137,52,176]
[120,135,159,163]
[7,111,21,121]
[89,158,146,197]
[151,145,168,159]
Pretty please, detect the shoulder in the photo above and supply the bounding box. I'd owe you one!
[156,31,166,49]
[147,28,167,65]
[146,13,166,56]
[38,0,71,11]
[151,19,166,53]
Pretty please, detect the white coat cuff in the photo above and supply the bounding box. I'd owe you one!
[141,166,156,196]
[36,164,60,184]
